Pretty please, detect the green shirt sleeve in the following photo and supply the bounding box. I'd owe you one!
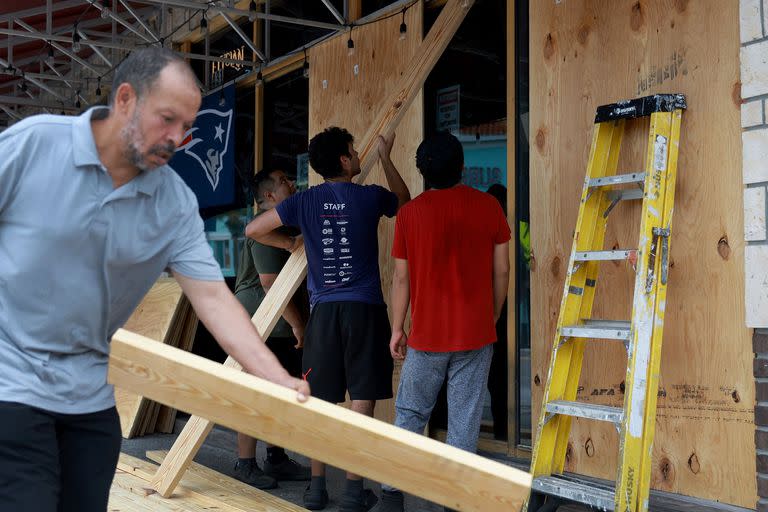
[250,239,289,275]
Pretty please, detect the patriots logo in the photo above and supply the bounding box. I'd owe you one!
[176,108,233,190]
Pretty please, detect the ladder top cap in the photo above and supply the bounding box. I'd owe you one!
[594,93,687,123]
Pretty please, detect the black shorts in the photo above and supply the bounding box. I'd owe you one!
[266,336,302,378]
[303,302,393,403]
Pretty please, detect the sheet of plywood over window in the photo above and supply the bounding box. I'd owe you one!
[307,4,424,424]
[528,1,754,507]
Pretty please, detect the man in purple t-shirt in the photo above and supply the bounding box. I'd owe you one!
[246,127,409,512]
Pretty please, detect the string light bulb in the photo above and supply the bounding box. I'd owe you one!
[20,80,27,92]
[95,77,102,97]
[347,27,355,56]
[71,26,81,53]
[100,2,110,19]
[248,0,258,21]
[256,66,263,85]
[47,43,54,64]
[302,49,309,79]
[399,9,407,41]
[200,12,208,31]
[75,90,81,109]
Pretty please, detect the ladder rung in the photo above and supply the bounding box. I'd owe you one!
[574,250,636,261]
[532,475,615,511]
[588,172,645,187]
[561,320,631,340]
[545,400,624,424]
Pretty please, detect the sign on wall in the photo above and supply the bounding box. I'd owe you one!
[170,84,236,208]
[436,84,460,132]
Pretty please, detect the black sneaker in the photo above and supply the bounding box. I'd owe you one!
[340,488,378,512]
[303,484,329,510]
[263,457,311,481]
[233,460,278,490]
[370,490,404,512]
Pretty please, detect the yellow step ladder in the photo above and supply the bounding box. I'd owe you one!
[526,94,686,512]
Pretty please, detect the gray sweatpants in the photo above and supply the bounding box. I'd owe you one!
[382,345,493,493]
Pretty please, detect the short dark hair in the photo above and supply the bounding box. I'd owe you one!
[110,47,196,105]
[308,127,354,179]
[416,132,464,189]
[250,169,278,206]
[486,183,507,214]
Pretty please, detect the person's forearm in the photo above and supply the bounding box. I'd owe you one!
[493,269,509,322]
[253,230,295,251]
[188,282,291,382]
[390,274,410,332]
[380,156,410,208]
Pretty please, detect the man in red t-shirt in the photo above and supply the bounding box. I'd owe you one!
[372,132,510,512]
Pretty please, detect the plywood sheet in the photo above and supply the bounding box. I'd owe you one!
[307,4,424,423]
[528,1,754,506]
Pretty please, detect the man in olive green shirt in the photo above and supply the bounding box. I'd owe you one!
[232,169,310,489]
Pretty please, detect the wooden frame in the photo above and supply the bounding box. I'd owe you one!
[109,330,532,511]
[506,0,519,456]
[149,0,477,498]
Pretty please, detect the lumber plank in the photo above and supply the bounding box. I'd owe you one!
[108,484,177,512]
[116,278,184,438]
[151,0,474,498]
[118,454,299,512]
[109,331,532,512]
[113,471,235,512]
[144,452,308,512]
[150,245,308,496]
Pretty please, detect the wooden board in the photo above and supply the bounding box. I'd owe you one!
[116,453,304,512]
[528,1,754,506]
[108,330,532,512]
[307,1,424,424]
[143,452,307,512]
[116,278,184,438]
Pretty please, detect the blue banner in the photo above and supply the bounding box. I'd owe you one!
[170,84,236,208]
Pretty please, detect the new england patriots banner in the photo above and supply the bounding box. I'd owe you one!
[170,84,235,208]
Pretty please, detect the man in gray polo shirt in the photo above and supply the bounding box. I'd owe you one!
[0,47,309,512]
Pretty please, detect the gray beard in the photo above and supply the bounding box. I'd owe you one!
[121,112,152,172]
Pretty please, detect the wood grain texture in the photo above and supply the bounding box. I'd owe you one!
[528,1,753,506]
[109,331,532,512]
[143,452,308,511]
[117,453,305,512]
[116,278,184,438]
[150,245,308,497]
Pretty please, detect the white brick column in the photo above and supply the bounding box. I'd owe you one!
[741,0,768,327]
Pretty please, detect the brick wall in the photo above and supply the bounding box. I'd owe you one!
[741,0,768,328]
[756,328,768,511]
[741,1,768,509]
